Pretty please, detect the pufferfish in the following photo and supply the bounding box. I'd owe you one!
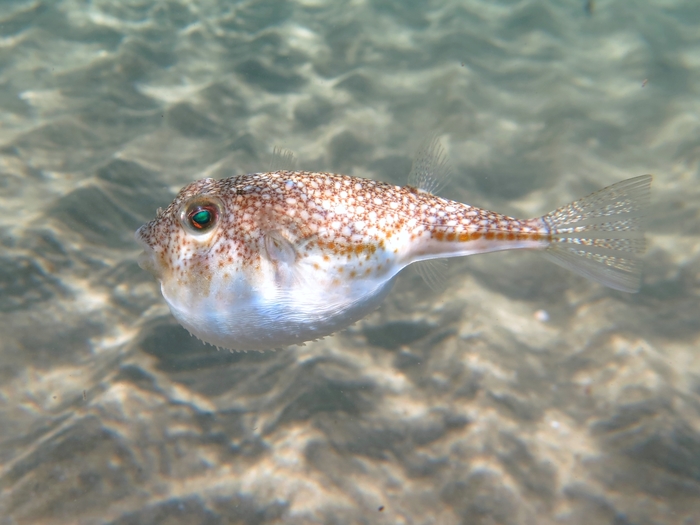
[135,137,651,351]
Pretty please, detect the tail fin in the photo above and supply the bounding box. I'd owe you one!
[541,175,652,293]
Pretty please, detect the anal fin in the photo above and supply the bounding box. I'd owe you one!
[414,258,448,292]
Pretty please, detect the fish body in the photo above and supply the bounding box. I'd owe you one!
[136,147,651,351]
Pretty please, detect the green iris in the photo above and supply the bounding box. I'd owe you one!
[183,199,219,234]
[192,210,211,226]
[189,207,215,230]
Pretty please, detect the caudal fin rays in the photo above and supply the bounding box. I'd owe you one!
[541,174,652,292]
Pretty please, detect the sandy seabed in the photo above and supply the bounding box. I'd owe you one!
[0,1,699,524]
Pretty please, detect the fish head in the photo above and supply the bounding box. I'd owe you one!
[135,177,237,303]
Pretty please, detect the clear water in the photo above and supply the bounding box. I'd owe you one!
[0,1,699,524]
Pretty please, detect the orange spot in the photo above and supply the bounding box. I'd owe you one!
[323,254,330,262]
[458,232,470,242]
[434,231,445,241]
[327,241,336,251]
[313,263,320,270]
[446,232,456,242]
[485,232,495,241]
[354,245,364,255]
[472,232,482,240]
[350,270,357,278]
[496,232,505,240]
[532,233,541,241]
[507,232,516,241]
[338,267,344,273]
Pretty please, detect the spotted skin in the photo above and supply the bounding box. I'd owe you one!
[136,170,551,350]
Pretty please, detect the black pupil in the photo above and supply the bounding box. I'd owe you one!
[190,207,214,229]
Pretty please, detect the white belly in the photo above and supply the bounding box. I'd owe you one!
[162,270,397,351]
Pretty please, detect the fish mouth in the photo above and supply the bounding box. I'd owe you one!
[135,225,161,279]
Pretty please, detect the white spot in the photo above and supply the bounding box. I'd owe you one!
[368,210,377,221]
[286,197,297,205]
[374,197,383,205]
[342,226,352,237]
[354,221,366,231]
[535,310,550,322]
[355,183,363,191]
[389,201,399,209]
[285,180,294,189]
[300,210,310,220]
[335,204,347,215]
[340,190,348,199]
[331,221,342,230]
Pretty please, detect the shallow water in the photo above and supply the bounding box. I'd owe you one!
[1,0,699,524]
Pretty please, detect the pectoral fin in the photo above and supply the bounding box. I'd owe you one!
[263,230,297,266]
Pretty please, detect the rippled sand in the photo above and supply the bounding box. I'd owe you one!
[1,1,699,524]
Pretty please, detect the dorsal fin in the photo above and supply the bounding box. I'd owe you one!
[409,133,453,290]
[408,132,453,195]
[268,146,297,172]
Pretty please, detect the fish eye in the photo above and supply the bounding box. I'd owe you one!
[180,198,221,234]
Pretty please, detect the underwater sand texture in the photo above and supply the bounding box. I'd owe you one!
[0,0,699,524]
